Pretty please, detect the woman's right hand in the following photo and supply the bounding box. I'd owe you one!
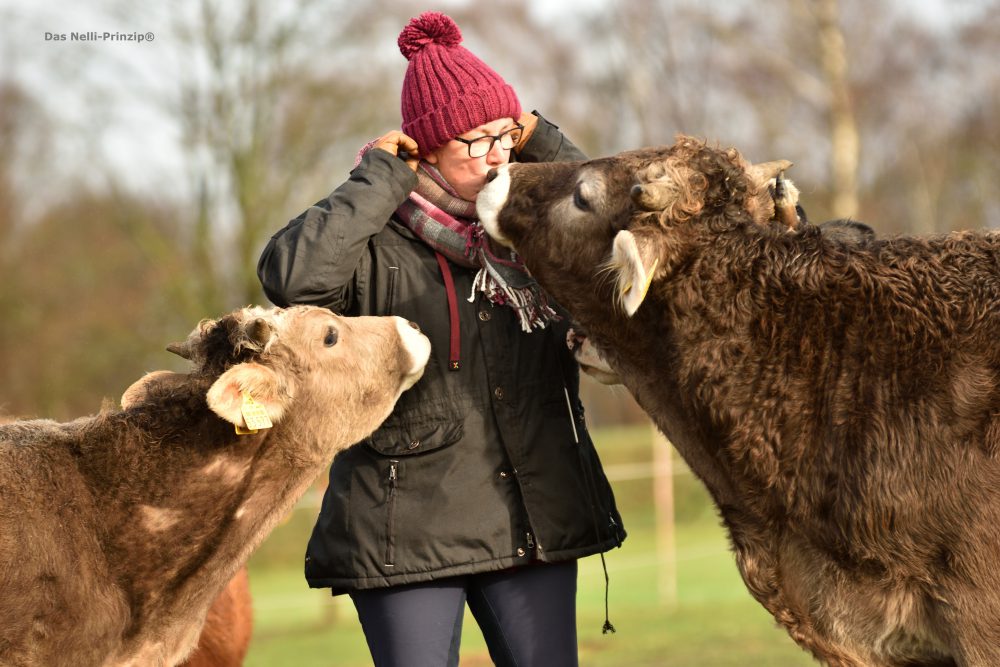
[374,131,420,171]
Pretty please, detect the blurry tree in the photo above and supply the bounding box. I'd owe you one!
[0,81,53,417]
[0,84,22,246]
[1,188,190,418]
[814,0,859,219]
[855,4,1000,235]
[0,80,53,242]
[526,0,1000,234]
[570,0,863,219]
[103,0,406,314]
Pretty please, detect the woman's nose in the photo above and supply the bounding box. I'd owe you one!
[486,139,506,165]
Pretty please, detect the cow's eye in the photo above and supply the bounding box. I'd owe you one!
[573,185,590,211]
[324,327,338,347]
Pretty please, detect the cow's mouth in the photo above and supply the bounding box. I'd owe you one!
[476,165,513,247]
[567,326,621,385]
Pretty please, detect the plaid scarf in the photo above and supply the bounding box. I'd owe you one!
[395,162,559,332]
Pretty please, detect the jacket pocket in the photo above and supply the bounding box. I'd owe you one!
[364,418,464,456]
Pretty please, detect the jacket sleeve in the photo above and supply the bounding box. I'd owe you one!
[257,149,418,312]
[517,111,589,163]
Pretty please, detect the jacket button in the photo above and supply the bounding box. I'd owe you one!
[478,310,491,321]
[498,470,509,479]
[407,439,420,450]
[516,547,526,557]
[494,386,504,400]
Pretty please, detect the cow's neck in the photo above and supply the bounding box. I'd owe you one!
[585,309,743,511]
[585,234,824,516]
[632,233,862,517]
[71,400,323,658]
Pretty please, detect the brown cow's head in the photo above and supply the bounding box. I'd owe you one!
[477,136,790,320]
[124,306,430,450]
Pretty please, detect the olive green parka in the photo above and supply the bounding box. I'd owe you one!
[257,113,625,593]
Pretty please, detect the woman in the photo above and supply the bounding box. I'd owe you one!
[257,12,624,667]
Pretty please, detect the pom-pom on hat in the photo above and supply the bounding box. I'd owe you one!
[398,12,521,154]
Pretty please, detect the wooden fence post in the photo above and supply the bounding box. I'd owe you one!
[652,423,677,607]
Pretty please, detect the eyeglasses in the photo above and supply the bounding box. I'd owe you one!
[452,123,524,159]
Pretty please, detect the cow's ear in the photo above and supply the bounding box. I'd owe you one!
[206,362,290,430]
[611,230,659,317]
[121,370,187,409]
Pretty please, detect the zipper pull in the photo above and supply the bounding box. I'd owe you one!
[526,532,535,550]
[389,460,398,488]
[562,386,580,444]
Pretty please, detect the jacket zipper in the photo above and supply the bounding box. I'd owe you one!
[609,513,622,546]
[563,385,580,444]
[385,266,399,313]
[385,460,399,567]
[526,532,536,552]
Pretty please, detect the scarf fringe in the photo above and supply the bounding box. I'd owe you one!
[470,263,559,333]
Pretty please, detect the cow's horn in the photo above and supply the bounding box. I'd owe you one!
[750,159,793,186]
[166,341,192,359]
[245,317,272,349]
[631,182,675,212]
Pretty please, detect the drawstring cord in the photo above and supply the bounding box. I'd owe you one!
[435,252,461,371]
[585,468,616,634]
[600,552,616,634]
[565,386,617,634]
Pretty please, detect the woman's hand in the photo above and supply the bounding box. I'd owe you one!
[513,111,538,156]
[374,130,420,171]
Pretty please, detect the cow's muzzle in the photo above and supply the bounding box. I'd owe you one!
[476,164,513,248]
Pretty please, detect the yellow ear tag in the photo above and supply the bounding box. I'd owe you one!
[236,392,273,435]
[620,258,659,299]
[637,257,659,301]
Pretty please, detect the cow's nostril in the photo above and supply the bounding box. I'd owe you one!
[486,168,499,183]
[408,321,420,332]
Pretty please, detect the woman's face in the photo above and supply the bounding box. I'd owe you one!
[425,117,520,202]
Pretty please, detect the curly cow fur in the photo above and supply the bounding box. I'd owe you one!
[478,135,1000,667]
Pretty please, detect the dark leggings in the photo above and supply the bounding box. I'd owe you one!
[349,560,579,667]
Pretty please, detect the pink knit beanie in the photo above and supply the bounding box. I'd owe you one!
[398,12,521,154]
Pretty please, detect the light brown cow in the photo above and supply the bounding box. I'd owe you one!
[0,305,429,667]
[478,137,1000,667]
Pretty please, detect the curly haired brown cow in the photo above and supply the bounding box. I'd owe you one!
[0,306,429,667]
[477,136,1000,667]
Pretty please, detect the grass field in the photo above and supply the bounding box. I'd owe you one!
[242,423,817,666]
